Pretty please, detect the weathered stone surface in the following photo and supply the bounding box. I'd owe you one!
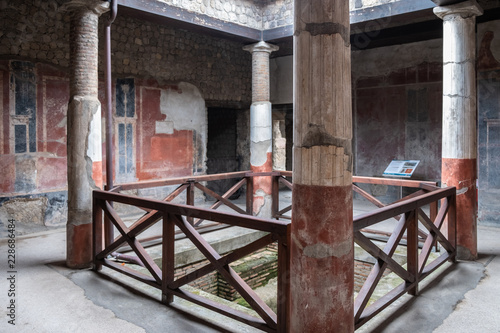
[0,197,47,225]
[291,1,354,331]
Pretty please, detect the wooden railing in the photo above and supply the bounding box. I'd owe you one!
[101,171,256,247]
[352,177,456,329]
[271,171,293,220]
[93,171,456,332]
[92,188,290,333]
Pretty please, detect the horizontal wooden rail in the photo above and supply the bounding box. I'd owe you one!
[116,171,251,191]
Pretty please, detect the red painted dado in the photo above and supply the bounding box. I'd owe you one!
[137,130,194,180]
[67,223,93,268]
[291,184,354,332]
[442,157,477,258]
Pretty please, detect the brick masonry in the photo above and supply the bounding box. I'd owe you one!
[0,0,253,105]
[175,244,278,300]
[108,14,252,104]
[173,241,378,301]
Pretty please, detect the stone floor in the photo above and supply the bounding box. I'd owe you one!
[0,190,499,332]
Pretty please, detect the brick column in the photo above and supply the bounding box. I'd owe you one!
[434,0,482,261]
[243,41,279,218]
[64,0,108,268]
[291,1,354,331]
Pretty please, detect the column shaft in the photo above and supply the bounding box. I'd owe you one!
[66,1,107,268]
[243,41,278,218]
[435,0,482,260]
[291,1,354,331]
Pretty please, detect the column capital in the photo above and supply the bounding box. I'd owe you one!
[243,41,279,54]
[434,0,483,20]
[61,0,110,16]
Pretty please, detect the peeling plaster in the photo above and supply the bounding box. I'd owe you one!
[253,189,272,217]
[302,22,350,46]
[159,82,207,174]
[250,102,273,166]
[292,234,352,259]
[86,103,102,163]
[67,96,101,225]
[250,140,272,166]
[303,241,352,259]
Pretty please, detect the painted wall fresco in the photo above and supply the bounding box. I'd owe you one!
[477,21,500,226]
[0,60,207,226]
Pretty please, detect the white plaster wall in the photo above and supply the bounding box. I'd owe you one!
[159,82,207,174]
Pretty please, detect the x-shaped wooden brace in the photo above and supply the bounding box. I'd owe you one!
[100,201,162,285]
[192,179,247,226]
[168,213,278,330]
[416,198,454,275]
[354,211,414,322]
[97,184,189,261]
[353,184,430,241]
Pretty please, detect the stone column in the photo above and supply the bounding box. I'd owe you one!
[434,1,482,261]
[291,1,354,332]
[64,0,108,268]
[243,41,279,218]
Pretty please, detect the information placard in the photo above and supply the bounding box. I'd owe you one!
[383,160,420,178]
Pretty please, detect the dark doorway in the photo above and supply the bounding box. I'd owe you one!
[206,108,240,198]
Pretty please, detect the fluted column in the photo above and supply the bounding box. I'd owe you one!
[434,0,483,261]
[64,0,108,268]
[291,1,354,331]
[243,41,279,218]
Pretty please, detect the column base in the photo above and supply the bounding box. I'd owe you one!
[442,157,477,261]
[67,222,93,269]
[290,183,354,332]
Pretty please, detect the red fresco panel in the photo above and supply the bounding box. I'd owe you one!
[37,157,67,190]
[44,78,69,157]
[138,130,193,180]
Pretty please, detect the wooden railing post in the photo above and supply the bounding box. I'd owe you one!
[272,174,280,219]
[187,180,195,224]
[407,210,419,296]
[246,176,254,215]
[104,184,114,247]
[92,195,103,271]
[162,212,175,304]
[448,193,457,261]
[430,200,439,252]
[277,227,290,332]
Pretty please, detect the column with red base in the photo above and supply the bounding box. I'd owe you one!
[290,0,354,331]
[434,1,483,260]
